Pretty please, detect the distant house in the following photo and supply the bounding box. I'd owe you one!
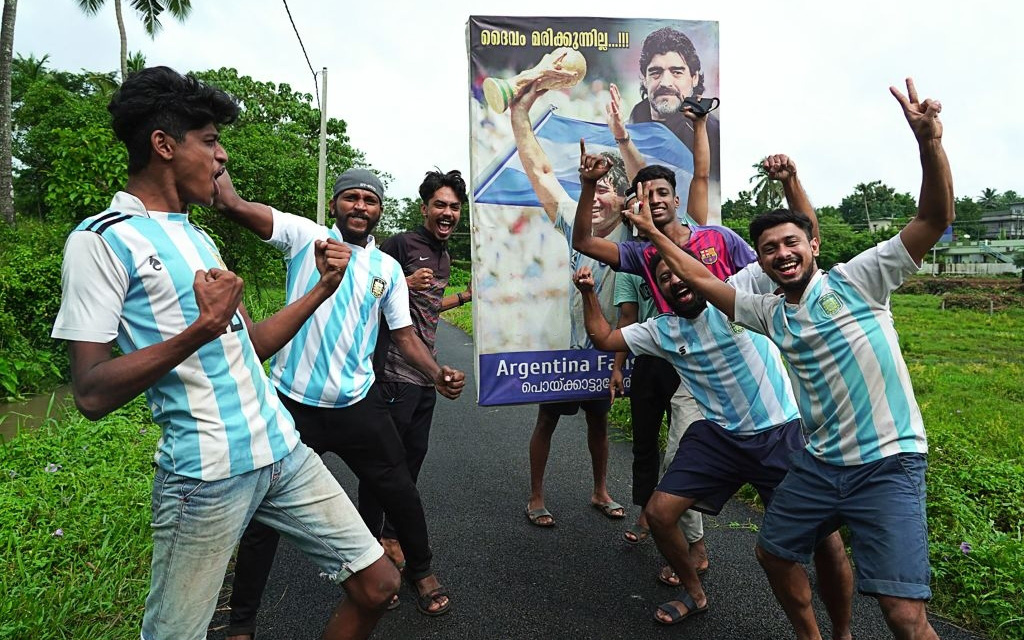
[927,234,1023,276]
[980,203,1024,240]
[867,217,902,233]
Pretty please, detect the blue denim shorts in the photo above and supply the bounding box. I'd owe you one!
[141,441,383,640]
[757,449,931,600]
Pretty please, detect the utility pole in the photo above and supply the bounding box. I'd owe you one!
[316,67,328,226]
[861,189,872,232]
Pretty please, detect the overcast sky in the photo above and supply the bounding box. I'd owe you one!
[13,0,1023,207]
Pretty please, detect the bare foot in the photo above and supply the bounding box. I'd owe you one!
[381,537,405,571]
[226,635,252,640]
[689,537,709,574]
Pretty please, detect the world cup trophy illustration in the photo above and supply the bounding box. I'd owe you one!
[482,47,588,113]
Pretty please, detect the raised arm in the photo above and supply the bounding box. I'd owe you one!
[683,108,710,226]
[213,170,275,239]
[762,154,819,242]
[244,238,348,361]
[573,266,629,352]
[891,77,954,263]
[571,140,622,267]
[606,83,647,182]
[508,85,568,222]
[625,184,738,319]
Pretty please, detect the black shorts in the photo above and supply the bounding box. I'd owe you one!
[540,397,612,416]
[656,419,805,515]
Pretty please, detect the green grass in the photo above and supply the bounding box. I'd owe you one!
[0,398,156,639]
[894,295,1024,637]
[1,291,1021,639]
[607,293,1024,639]
[441,266,473,335]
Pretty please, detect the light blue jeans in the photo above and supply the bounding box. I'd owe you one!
[141,441,383,640]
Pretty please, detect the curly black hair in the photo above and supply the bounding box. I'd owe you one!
[109,66,239,174]
[419,168,469,204]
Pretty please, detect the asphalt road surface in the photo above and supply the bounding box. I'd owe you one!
[209,322,980,640]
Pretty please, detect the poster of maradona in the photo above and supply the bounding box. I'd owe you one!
[468,16,719,406]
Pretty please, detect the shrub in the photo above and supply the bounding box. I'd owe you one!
[0,220,73,398]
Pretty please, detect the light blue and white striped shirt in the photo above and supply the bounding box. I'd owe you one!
[621,307,799,435]
[52,192,299,481]
[268,209,412,407]
[734,235,927,465]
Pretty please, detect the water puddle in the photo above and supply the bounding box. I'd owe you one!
[0,385,75,443]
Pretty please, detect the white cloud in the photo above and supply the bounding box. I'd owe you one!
[14,0,1024,205]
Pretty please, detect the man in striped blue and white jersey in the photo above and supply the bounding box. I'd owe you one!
[575,257,852,631]
[629,78,951,640]
[51,67,398,640]
[215,167,465,628]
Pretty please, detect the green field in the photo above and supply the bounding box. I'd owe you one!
[1,291,1021,639]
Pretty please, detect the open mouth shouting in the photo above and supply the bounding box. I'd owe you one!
[670,281,695,304]
[772,255,802,279]
[212,167,226,197]
[435,217,455,237]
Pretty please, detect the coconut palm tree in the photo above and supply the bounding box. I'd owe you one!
[75,0,192,81]
[748,158,783,211]
[979,187,999,210]
[1,0,16,225]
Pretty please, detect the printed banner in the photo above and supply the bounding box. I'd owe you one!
[468,15,720,405]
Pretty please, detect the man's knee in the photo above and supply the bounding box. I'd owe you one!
[877,596,931,636]
[644,493,684,533]
[344,557,401,611]
[812,532,848,566]
[534,407,560,432]
[756,544,796,573]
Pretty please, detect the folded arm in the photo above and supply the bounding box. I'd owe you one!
[571,145,622,267]
[69,269,245,420]
[214,170,275,239]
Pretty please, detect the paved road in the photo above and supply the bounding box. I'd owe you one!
[210,322,980,640]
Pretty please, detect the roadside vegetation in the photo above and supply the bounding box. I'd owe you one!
[1,54,1020,638]
[6,280,1018,639]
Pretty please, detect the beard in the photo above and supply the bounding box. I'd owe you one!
[337,213,378,244]
[773,262,817,297]
[649,88,685,119]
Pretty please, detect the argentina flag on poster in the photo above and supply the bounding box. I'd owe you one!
[474,107,695,209]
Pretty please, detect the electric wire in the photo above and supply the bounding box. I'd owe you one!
[281,0,320,110]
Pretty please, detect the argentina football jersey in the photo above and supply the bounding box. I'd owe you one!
[52,192,299,481]
[622,308,799,435]
[268,210,410,407]
[735,235,928,466]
